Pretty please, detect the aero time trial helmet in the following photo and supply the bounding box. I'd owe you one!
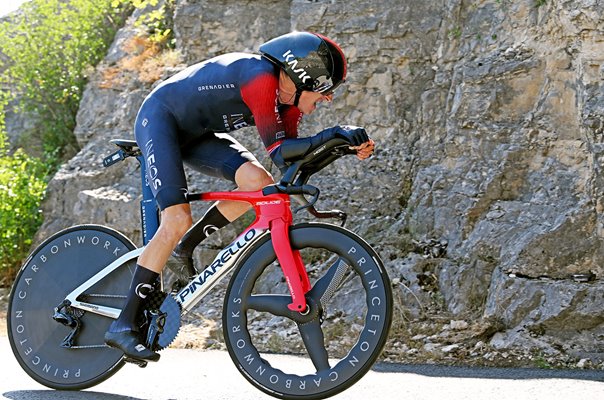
[259,31,347,95]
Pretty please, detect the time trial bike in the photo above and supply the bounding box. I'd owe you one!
[7,136,392,400]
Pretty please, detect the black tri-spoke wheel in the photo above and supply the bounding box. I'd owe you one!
[8,225,137,390]
[223,223,392,400]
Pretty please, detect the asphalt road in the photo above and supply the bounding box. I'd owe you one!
[1,336,603,400]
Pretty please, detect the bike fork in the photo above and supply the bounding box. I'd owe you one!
[196,189,313,313]
[269,218,311,312]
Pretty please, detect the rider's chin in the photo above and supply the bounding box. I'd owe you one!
[303,104,316,115]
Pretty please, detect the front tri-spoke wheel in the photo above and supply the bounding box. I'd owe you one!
[223,223,392,400]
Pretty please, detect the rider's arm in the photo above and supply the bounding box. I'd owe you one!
[269,125,370,171]
[239,70,370,170]
[241,72,301,153]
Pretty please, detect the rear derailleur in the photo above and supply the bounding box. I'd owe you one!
[52,300,83,348]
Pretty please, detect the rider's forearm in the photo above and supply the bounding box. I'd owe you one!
[281,129,337,158]
[270,128,338,170]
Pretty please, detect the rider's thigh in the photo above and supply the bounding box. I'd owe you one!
[135,97,188,209]
[181,132,258,182]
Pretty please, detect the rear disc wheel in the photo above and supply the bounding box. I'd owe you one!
[8,225,137,390]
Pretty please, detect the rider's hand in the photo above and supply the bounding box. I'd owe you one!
[331,125,374,160]
[351,138,375,160]
[332,125,369,147]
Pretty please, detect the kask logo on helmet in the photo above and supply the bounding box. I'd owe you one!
[282,50,312,84]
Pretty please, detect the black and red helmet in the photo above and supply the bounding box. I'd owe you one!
[259,31,347,95]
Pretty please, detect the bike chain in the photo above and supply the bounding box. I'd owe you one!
[83,293,126,298]
[66,344,110,349]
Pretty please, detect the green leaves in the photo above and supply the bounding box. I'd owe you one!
[0,148,48,283]
[0,0,131,283]
[0,0,176,283]
[0,0,130,162]
[132,0,175,48]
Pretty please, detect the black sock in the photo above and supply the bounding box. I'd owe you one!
[110,264,159,333]
[174,204,230,257]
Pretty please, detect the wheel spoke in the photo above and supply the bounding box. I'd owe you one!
[308,257,350,308]
[297,319,330,372]
[247,294,292,317]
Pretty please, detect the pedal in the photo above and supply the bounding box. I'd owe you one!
[124,357,148,368]
[145,309,167,350]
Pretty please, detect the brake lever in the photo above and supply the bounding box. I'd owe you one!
[291,194,348,226]
[309,208,347,226]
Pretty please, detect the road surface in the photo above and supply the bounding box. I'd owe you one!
[1,336,603,400]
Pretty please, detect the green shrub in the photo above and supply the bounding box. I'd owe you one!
[0,1,177,284]
[128,0,175,47]
[0,0,132,284]
[0,144,48,285]
[0,0,130,163]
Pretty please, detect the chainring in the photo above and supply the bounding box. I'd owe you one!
[144,291,182,351]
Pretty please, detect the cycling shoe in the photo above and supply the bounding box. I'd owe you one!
[104,330,160,362]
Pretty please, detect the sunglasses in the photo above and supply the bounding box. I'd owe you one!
[313,77,345,96]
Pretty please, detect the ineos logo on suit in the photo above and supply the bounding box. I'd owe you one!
[144,139,162,190]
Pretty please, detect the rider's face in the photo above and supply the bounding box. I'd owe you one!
[278,70,333,115]
[296,91,332,115]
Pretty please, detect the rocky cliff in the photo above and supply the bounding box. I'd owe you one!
[31,0,604,367]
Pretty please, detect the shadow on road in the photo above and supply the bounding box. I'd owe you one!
[373,362,604,382]
[3,391,141,400]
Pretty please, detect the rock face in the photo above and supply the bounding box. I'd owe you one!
[31,0,604,361]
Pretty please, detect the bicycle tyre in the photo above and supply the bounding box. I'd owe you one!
[7,224,137,390]
[223,222,392,400]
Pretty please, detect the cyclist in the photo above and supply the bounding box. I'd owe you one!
[104,31,375,361]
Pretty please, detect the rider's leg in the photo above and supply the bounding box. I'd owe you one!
[137,203,193,291]
[172,204,230,258]
[173,130,275,261]
[106,96,193,361]
[173,160,274,257]
[138,203,193,273]
[105,204,192,361]
[168,161,273,282]
[217,159,275,219]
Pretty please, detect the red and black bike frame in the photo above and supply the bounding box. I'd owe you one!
[186,188,311,312]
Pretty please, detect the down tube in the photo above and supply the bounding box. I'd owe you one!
[176,227,269,313]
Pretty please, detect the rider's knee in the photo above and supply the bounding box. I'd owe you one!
[157,205,193,244]
[235,162,274,191]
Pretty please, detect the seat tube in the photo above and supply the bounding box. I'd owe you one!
[137,154,160,245]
